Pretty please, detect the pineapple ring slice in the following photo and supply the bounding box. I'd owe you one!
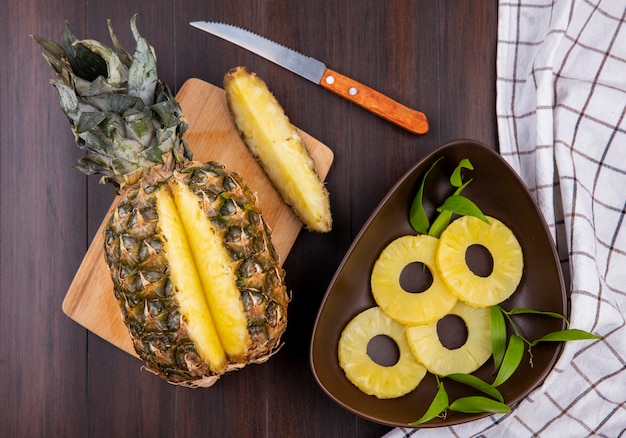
[406,301,492,376]
[436,215,523,307]
[338,307,427,399]
[371,235,457,325]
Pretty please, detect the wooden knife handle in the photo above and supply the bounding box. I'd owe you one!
[320,68,429,135]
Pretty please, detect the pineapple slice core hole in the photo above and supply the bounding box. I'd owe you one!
[399,262,434,293]
[367,335,400,367]
[465,244,494,278]
[437,314,468,350]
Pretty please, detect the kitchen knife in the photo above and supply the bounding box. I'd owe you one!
[190,21,429,135]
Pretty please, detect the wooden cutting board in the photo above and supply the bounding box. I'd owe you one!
[62,78,334,357]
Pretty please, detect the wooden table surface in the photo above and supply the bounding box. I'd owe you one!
[0,1,498,436]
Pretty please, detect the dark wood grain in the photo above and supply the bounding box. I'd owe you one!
[0,1,498,436]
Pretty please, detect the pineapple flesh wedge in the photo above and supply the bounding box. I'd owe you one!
[406,301,492,376]
[371,235,457,325]
[169,179,251,362]
[224,66,332,233]
[155,186,228,375]
[339,307,427,399]
[436,215,523,307]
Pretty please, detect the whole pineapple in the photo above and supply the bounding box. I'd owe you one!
[34,16,289,387]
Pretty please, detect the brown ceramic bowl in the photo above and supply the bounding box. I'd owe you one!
[310,139,567,428]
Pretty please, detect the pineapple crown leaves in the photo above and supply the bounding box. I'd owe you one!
[33,15,192,191]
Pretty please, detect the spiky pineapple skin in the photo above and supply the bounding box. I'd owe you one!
[104,162,289,387]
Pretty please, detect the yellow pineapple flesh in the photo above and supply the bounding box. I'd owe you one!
[155,185,228,376]
[406,301,492,376]
[338,307,427,399]
[371,235,457,325]
[224,66,332,233]
[436,215,523,307]
[169,178,252,362]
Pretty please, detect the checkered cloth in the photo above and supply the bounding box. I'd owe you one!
[385,1,626,436]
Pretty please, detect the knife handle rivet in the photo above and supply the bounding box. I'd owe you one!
[348,87,358,96]
[325,75,335,85]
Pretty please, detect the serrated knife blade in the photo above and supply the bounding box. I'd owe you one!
[190,21,429,135]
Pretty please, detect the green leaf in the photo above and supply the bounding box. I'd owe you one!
[507,307,569,326]
[490,306,507,373]
[51,82,79,118]
[450,158,474,187]
[492,335,525,387]
[77,38,129,88]
[449,396,511,414]
[447,373,504,403]
[437,195,489,223]
[427,173,474,238]
[127,15,158,106]
[453,178,473,195]
[428,210,452,238]
[531,329,600,345]
[409,380,449,426]
[76,111,107,134]
[409,158,443,234]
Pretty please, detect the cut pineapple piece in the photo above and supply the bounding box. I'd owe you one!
[406,301,492,376]
[169,179,251,362]
[371,235,457,325]
[224,66,332,232]
[436,215,523,307]
[155,187,228,375]
[338,307,427,399]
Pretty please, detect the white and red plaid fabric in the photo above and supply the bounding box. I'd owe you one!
[386,1,626,436]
